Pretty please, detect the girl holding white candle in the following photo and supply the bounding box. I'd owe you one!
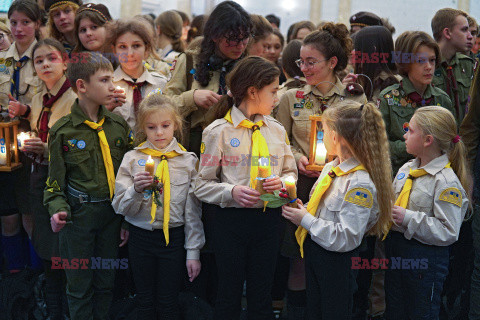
[282,101,393,320]
[195,56,297,319]
[107,19,167,130]
[112,93,204,319]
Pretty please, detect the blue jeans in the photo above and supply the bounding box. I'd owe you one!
[385,232,449,320]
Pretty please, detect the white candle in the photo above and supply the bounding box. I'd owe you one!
[17,132,30,150]
[314,141,327,165]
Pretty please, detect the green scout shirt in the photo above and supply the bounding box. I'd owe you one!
[379,77,454,175]
[431,52,475,125]
[44,99,133,218]
[460,66,480,166]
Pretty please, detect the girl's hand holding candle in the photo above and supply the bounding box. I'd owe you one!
[17,132,30,151]
[256,157,271,195]
[284,176,298,207]
[24,136,45,155]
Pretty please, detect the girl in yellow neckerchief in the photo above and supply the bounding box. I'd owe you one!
[383,106,469,320]
[112,93,205,319]
[195,56,297,319]
[282,101,393,320]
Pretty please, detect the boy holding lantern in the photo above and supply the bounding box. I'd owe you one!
[43,52,132,320]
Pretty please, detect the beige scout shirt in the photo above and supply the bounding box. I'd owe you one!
[391,154,468,246]
[195,106,298,209]
[112,138,205,260]
[158,44,180,64]
[0,41,44,107]
[164,50,224,129]
[275,78,367,163]
[300,157,378,253]
[112,67,168,130]
[28,75,77,158]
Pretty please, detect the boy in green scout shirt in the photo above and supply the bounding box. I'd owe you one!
[431,8,475,125]
[44,52,132,320]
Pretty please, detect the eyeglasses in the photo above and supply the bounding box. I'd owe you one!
[225,36,250,47]
[295,58,328,69]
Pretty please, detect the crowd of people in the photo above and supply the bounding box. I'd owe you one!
[0,0,480,319]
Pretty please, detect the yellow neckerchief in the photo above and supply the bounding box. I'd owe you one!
[224,108,271,189]
[296,164,366,257]
[382,162,451,240]
[83,118,115,198]
[138,142,186,245]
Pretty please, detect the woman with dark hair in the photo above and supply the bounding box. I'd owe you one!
[187,14,206,44]
[343,26,400,102]
[72,3,111,53]
[247,14,274,58]
[291,20,316,41]
[164,0,252,156]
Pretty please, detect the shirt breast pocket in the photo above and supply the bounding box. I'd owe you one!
[169,169,190,210]
[64,150,94,181]
[391,106,414,139]
[322,193,343,221]
[292,112,311,140]
[269,143,285,177]
[409,188,434,212]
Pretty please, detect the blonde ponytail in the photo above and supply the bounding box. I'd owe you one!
[414,106,471,202]
[323,101,394,238]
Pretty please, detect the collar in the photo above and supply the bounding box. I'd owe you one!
[401,77,433,98]
[412,153,449,175]
[113,66,156,85]
[303,77,345,98]
[5,40,37,60]
[71,99,108,127]
[336,156,361,173]
[44,75,67,97]
[135,137,186,154]
[230,105,269,128]
[159,44,173,59]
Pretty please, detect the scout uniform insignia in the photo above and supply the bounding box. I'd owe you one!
[67,139,77,148]
[392,89,399,97]
[403,122,409,132]
[344,187,373,208]
[293,110,299,117]
[384,94,392,99]
[397,173,406,180]
[46,177,61,193]
[230,138,240,147]
[439,187,462,207]
[115,137,123,147]
[296,91,304,99]
[388,98,394,105]
[200,142,205,154]
[304,100,314,109]
[400,98,407,107]
[170,59,177,71]
[138,159,146,166]
[411,102,417,108]
[76,140,86,149]
[293,103,303,108]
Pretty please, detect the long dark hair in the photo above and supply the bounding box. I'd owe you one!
[281,39,306,89]
[353,26,399,99]
[8,0,42,40]
[207,56,280,123]
[196,1,252,87]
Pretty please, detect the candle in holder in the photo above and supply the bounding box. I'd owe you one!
[17,132,30,150]
[145,155,155,176]
[314,131,327,165]
[285,176,297,207]
[256,157,270,195]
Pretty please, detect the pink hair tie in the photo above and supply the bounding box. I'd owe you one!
[227,90,233,97]
[452,135,461,143]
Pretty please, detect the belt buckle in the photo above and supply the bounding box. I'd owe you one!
[78,194,89,203]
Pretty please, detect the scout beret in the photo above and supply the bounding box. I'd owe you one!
[77,3,112,21]
[44,0,82,12]
[349,11,383,28]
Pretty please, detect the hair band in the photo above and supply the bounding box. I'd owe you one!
[452,135,461,144]
[50,1,77,11]
[77,7,108,22]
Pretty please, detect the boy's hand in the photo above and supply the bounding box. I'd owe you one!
[262,175,282,192]
[133,171,153,193]
[51,211,68,232]
[23,137,44,155]
[187,259,201,282]
[119,228,129,247]
[232,185,260,207]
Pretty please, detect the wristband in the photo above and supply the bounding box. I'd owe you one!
[23,105,31,118]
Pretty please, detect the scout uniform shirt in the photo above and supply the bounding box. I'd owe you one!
[28,75,77,160]
[431,52,475,124]
[165,46,233,130]
[391,154,468,246]
[158,43,180,64]
[112,66,167,129]
[0,40,43,107]
[379,77,454,175]
[44,100,132,218]
[275,77,367,163]
[195,106,298,209]
[112,138,205,260]
[300,157,378,253]
[460,66,480,165]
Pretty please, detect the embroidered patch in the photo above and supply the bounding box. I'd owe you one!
[230,138,240,147]
[296,91,304,99]
[439,187,462,207]
[76,140,86,149]
[200,142,206,154]
[387,98,394,105]
[115,137,123,147]
[403,122,409,133]
[304,101,314,109]
[170,59,177,71]
[46,177,61,193]
[397,173,406,180]
[293,110,299,117]
[293,103,303,108]
[67,139,77,149]
[5,60,12,67]
[344,188,373,208]
[128,130,134,146]
[384,93,392,99]
[138,159,146,166]
[392,89,399,97]
[376,98,381,108]
[63,145,69,152]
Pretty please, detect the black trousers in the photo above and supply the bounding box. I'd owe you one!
[129,224,186,320]
[304,237,359,320]
[212,205,283,320]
